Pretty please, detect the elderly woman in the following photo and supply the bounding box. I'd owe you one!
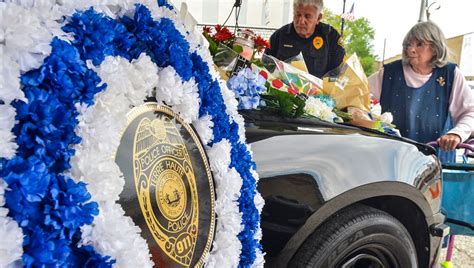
[369,21,474,163]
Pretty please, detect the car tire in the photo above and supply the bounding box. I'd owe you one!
[289,204,418,268]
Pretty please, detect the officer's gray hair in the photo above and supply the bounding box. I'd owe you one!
[402,21,448,68]
[293,0,324,13]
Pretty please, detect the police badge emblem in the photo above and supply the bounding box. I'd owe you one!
[116,103,215,267]
[313,36,324,50]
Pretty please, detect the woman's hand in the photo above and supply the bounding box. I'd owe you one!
[437,134,462,151]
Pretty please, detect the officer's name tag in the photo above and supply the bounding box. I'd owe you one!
[283,44,293,48]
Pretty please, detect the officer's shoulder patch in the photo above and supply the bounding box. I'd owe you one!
[313,36,324,50]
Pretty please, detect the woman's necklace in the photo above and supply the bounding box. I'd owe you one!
[411,64,433,75]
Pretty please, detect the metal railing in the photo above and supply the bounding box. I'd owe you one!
[197,23,277,40]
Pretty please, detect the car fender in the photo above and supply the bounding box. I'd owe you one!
[274,181,436,267]
[251,133,442,266]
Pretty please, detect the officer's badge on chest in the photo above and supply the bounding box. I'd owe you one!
[313,36,324,49]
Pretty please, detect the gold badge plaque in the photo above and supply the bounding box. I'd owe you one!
[116,103,215,267]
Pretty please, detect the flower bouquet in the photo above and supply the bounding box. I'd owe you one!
[252,54,346,121]
[202,25,270,78]
[321,54,399,135]
[321,53,371,111]
[202,27,398,134]
[202,25,235,56]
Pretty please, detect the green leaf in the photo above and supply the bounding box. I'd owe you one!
[204,35,219,56]
[333,108,352,121]
[251,58,265,68]
[233,44,243,54]
[261,87,306,117]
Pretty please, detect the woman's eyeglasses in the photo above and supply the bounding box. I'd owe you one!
[403,41,432,49]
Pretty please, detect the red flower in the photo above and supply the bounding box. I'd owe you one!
[371,97,379,105]
[214,25,234,42]
[215,24,224,32]
[241,28,255,34]
[253,35,270,53]
[203,26,211,35]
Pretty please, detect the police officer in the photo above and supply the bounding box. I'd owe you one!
[265,0,345,78]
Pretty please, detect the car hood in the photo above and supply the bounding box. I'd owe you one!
[240,110,436,156]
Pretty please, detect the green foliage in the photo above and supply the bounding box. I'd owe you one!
[261,87,306,118]
[322,8,378,75]
[203,33,219,56]
[333,108,352,121]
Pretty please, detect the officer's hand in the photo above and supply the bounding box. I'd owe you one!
[437,134,461,151]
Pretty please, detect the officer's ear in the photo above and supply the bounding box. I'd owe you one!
[317,12,323,23]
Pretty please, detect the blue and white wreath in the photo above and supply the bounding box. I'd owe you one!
[0,0,264,267]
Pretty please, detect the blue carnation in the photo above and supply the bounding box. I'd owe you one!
[121,5,193,80]
[12,89,79,173]
[69,244,115,268]
[23,226,71,266]
[45,176,98,235]
[2,16,110,268]
[157,0,174,9]
[191,50,261,266]
[63,8,135,65]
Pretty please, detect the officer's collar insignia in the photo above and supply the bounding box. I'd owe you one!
[313,36,324,49]
[437,76,445,86]
[283,44,294,48]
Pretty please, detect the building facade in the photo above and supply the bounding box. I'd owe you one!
[169,0,293,29]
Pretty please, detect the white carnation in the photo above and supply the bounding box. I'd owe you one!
[205,140,244,268]
[0,179,23,267]
[304,97,337,122]
[80,203,154,267]
[380,112,394,124]
[193,115,214,145]
[0,105,18,159]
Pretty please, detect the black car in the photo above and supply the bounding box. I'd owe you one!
[241,110,448,268]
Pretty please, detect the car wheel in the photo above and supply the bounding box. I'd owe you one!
[289,204,418,268]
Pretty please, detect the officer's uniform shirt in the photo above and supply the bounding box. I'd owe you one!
[265,22,345,78]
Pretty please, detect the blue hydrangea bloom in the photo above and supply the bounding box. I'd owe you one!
[227,68,267,110]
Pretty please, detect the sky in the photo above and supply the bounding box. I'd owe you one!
[323,0,474,60]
